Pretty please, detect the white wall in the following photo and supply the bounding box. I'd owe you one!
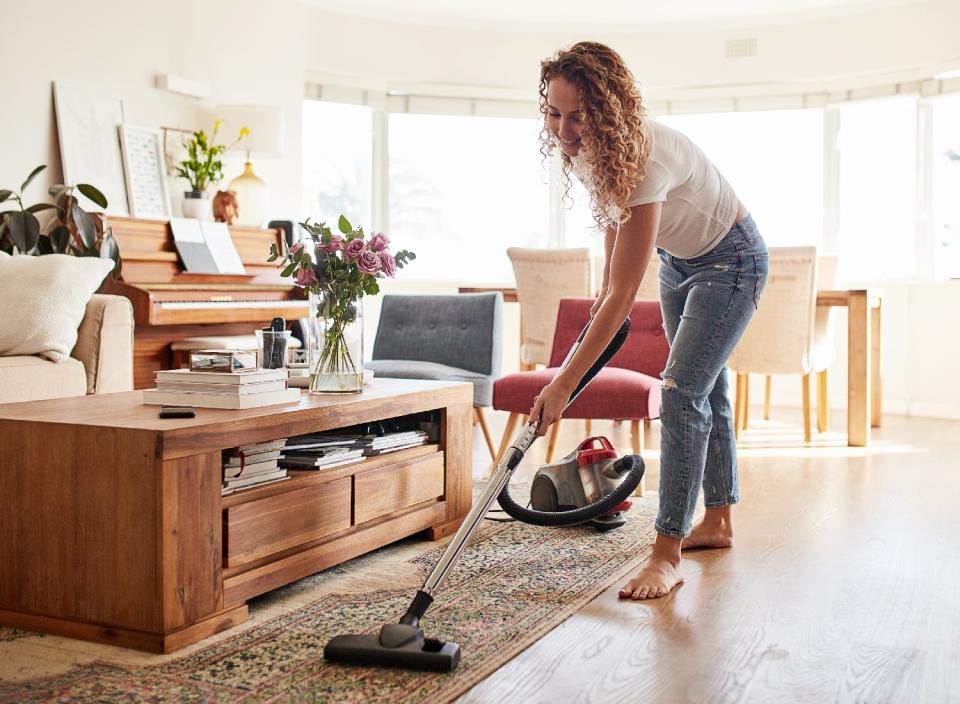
[3,0,959,419]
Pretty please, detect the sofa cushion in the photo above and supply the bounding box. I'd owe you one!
[0,355,87,404]
[365,359,493,407]
[0,252,114,362]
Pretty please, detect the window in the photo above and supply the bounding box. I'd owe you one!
[302,100,373,228]
[836,96,918,281]
[388,114,550,282]
[658,110,824,249]
[931,94,960,279]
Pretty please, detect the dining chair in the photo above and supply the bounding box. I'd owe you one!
[727,246,819,442]
[759,254,840,432]
[492,297,670,494]
[507,247,592,371]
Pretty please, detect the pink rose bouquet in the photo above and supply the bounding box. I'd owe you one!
[268,214,416,389]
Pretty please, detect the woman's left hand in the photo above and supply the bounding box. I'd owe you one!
[530,378,574,437]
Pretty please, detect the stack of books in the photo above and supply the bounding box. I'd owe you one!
[280,436,366,471]
[143,368,300,409]
[279,428,430,472]
[221,439,289,495]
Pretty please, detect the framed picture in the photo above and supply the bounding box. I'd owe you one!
[119,125,172,219]
[52,82,130,216]
[162,126,194,177]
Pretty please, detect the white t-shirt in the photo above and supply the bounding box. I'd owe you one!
[571,120,739,259]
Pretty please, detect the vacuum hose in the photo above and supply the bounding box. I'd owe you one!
[496,454,645,527]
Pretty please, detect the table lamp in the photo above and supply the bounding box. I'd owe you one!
[217,104,284,227]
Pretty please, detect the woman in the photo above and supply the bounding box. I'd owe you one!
[530,42,768,600]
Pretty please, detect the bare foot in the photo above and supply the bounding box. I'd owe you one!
[682,519,733,550]
[618,555,684,600]
[682,506,734,550]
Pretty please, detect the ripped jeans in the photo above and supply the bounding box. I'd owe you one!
[655,215,768,538]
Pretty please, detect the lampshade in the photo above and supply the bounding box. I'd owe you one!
[215,104,284,158]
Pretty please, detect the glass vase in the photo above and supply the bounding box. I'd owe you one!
[307,291,364,393]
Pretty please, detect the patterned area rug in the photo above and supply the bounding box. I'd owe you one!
[0,493,657,703]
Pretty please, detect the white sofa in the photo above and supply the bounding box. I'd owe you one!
[0,294,134,404]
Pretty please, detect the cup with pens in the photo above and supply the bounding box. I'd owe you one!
[256,317,292,369]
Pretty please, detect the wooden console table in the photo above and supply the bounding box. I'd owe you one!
[0,378,472,652]
[462,285,882,447]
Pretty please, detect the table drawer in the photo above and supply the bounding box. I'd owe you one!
[224,478,351,568]
[354,451,445,524]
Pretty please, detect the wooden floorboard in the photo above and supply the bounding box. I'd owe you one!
[460,410,960,704]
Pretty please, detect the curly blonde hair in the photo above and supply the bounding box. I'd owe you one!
[539,42,650,229]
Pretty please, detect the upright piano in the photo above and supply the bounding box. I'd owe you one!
[103,217,309,389]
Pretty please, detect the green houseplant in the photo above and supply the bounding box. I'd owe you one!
[175,119,248,220]
[0,164,119,272]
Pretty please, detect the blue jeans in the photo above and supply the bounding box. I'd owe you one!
[655,215,768,538]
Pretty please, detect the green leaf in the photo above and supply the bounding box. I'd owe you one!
[36,235,54,254]
[76,183,108,209]
[337,215,351,234]
[26,203,56,214]
[99,235,119,268]
[0,190,12,203]
[7,211,41,252]
[72,204,97,248]
[280,262,297,278]
[49,225,71,253]
[48,184,68,198]
[20,165,46,194]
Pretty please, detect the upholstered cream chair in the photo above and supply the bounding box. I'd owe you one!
[760,255,840,432]
[728,247,818,443]
[508,247,592,370]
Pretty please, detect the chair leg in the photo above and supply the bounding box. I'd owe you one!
[585,419,592,435]
[474,407,497,462]
[743,374,750,430]
[545,420,562,463]
[734,373,746,439]
[492,412,521,477]
[764,375,772,420]
[817,369,830,433]
[630,419,645,496]
[802,373,812,444]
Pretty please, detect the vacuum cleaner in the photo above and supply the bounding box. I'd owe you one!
[324,316,645,672]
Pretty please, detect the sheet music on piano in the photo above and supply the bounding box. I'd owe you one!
[170,218,246,275]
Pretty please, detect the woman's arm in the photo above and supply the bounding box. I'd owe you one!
[531,202,661,435]
[591,225,618,316]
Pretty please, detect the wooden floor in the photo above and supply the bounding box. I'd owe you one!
[458,409,960,704]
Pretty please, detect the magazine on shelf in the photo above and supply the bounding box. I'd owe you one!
[222,468,288,489]
[223,449,283,468]
[223,458,280,479]
[280,449,366,471]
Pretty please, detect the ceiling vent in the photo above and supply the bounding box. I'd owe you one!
[725,38,758,59]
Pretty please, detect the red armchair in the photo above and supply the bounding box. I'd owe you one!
[492,297,669,483]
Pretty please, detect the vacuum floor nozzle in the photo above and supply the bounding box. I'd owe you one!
[324,626,461,672]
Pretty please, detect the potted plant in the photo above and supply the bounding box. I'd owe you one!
[175,119,248,220]
[0,164,119,273]
[268,215,415,393]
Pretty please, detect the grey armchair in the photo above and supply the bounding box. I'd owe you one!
[366,293,503,459]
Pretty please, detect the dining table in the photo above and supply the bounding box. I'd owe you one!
[459,285,882,447]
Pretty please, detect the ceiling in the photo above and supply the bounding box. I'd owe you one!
[299,0,923,31]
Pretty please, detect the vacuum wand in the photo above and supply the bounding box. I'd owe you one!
[324,315,631,671]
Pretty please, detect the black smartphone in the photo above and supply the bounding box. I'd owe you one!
[159,406,196,419]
